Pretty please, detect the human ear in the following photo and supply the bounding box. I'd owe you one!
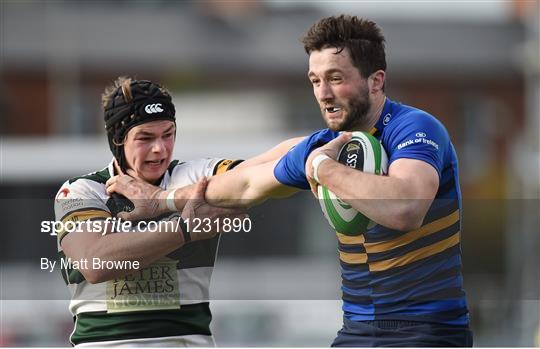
[368,70,386,93]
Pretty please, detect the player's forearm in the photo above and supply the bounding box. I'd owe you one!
[317,161,431,231]
[170,184,195,212]
[204,169,253,208]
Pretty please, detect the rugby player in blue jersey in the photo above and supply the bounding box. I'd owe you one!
[109,15,472,347]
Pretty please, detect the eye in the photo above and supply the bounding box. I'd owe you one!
[330,76,342,83]
[310,79,320,86]
[136,137,152,142]
[164,132,174,138]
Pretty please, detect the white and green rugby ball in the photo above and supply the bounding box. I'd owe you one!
[317,132,388,235]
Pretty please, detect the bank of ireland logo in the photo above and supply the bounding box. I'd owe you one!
[145,103,163,114]
[416,132,426,138]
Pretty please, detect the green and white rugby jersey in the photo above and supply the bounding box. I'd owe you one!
[54,158,240,346]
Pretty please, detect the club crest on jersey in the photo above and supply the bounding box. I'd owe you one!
[383,113,391,125]
[55,188,70,201]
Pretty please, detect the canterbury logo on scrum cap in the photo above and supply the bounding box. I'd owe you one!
[144,103,164,114]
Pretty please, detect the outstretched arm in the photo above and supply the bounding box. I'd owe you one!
[203,136,306,206]
[106,136,305,217]
[205,159,299,208]
[203,136,305,207]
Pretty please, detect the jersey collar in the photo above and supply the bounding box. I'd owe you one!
[107,159,115,178]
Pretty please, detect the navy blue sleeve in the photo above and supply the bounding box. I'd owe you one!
[383,111,449,179]
[274,129,339,189]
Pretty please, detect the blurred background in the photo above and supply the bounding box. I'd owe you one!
[1,0,539,346]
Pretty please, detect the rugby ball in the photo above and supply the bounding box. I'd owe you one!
[317,132,388,235]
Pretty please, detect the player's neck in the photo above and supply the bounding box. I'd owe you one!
[364,95,386,131]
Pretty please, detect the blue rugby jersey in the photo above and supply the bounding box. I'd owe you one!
[274,98,469,325]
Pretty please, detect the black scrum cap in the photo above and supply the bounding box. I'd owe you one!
[103,80,176,171]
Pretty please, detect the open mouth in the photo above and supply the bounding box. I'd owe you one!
[325,107,342,114]
[145,159,165,166]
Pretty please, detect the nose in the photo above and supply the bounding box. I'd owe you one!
[316,81,334,103]
[151,139,165,153]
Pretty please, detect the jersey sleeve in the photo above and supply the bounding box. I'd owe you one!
[168,158,243,188]
[274,129,339,190]
[212,159,244,176]
[384,111,449,179]
[54,180,111,244]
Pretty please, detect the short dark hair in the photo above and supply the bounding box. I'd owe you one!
[302,15,386,79]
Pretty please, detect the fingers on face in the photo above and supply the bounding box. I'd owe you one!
[105,175,116,188]
[115,175,134,187]
[126,169,137,177]
[113,159,125,175]
[106,182,116,195]
[105,175,133,195]
[106,174,131,187]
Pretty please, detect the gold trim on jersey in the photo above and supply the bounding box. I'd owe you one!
[337,232,365,245]
[58,209,111,242]
[214,159,234,175]
[339,251,368,264]
[61,209,111,224]
[364,210,460,254]
[368,232,460,272]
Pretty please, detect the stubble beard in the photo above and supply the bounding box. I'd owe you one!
[325,89,371,132]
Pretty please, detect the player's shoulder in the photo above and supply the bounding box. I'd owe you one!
[56,165,111,200]
[385,102,449,140]
[390,103,445,130]
[69,166,111,185]
[54,165,112,222]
